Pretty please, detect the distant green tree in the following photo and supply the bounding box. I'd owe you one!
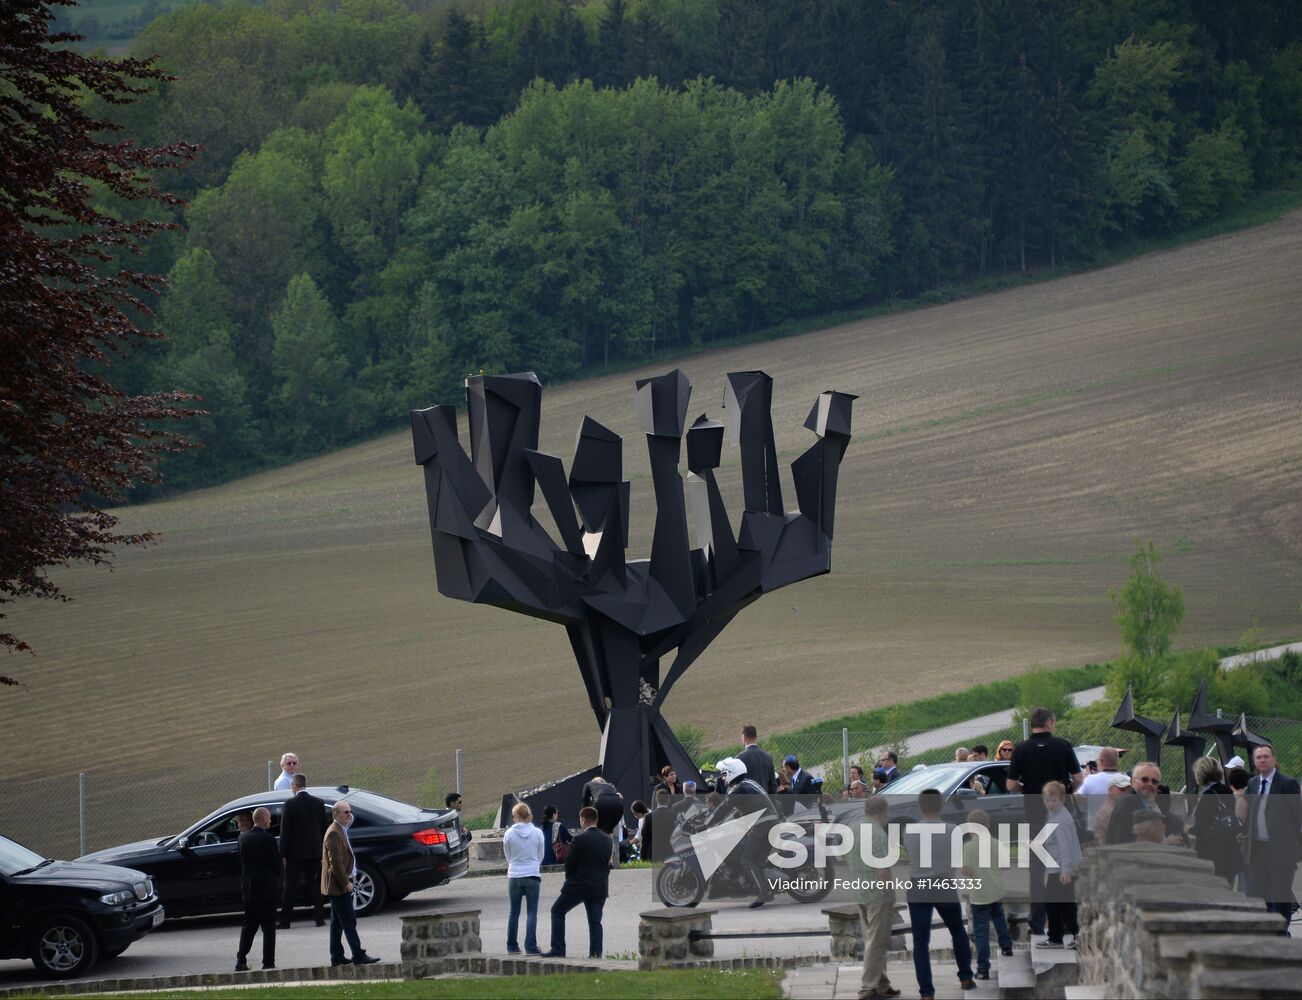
[1111,542,1186,664]
[419,11,504,132]
[1089,37,1186,232]
[185,147,322,375]
[271,273,349,447]
[1012,665,1077,728]
[161,248,234,361]
[323,86,431,282]
[595,0,632,88]
[1173,125,1252,223]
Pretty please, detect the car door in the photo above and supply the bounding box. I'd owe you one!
[180,804,285,913]
[0,875,22,958]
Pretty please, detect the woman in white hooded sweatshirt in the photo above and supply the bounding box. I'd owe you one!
[503,802,545,954]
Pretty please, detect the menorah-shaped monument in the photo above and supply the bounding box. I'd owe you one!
[408,369,854,802]
[411,369,855,805]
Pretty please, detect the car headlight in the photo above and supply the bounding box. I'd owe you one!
[100,889,135,906]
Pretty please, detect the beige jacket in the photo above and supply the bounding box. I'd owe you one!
[321,821,354,896]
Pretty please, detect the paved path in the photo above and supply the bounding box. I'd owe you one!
[783,960,1001,999]
[816,642,1296,775]
[0,867,831,992]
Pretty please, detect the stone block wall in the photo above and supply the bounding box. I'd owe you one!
[824,905,863,961]
[400,909,483,978]
[1075,843,1290,998]
[637,908,717,970]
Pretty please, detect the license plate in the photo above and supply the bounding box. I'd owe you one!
[448,831,459,848]
[152,910,164,928]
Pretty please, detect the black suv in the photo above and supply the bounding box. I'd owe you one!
[0,834,164,978]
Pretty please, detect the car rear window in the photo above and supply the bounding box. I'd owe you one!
[343,790,427,823]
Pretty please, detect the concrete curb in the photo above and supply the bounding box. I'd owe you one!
[0,953,831,998]
[0,961,405,998]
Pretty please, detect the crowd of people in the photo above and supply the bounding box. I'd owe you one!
[249,718,1300,990]
[839,707,1300,1000]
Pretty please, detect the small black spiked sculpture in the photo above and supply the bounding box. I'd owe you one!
[411,369,855,805]
[1187,678,1236,763]
[1111,686,1167,763]
[1164,708,1207,792]
[1232,712,1271,755]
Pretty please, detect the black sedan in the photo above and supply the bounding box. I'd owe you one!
[0,834,164,978]
[79,786,468,918]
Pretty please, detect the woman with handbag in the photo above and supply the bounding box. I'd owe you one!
[1189,756,1244,885]
[541,805,572,866]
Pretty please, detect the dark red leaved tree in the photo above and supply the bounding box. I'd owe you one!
[0,0,199,684]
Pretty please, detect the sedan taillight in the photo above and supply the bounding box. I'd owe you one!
[413,828,448,846]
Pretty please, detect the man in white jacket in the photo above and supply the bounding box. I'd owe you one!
[503,802,545,954]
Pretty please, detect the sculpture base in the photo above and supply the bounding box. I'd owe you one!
[497,766,602,829]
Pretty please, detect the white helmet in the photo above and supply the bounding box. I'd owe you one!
[716,757,747,785]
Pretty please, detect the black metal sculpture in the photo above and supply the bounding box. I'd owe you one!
[1164,708,1207,792]
[1187,678,1235,763]
[1232,712,1270,755]
[410,369,855,805]
[1111,686,1167,763]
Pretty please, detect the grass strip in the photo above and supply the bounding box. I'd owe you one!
[93,968,786,999]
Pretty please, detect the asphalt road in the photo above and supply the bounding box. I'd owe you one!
[0,868,832,991]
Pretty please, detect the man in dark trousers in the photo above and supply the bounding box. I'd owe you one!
[1007,707,1082,938]
[1245,743,1302,920]
[236,807,282,971]
[544,806,611,958]
[279,773,327,928]
[738,724,777,793]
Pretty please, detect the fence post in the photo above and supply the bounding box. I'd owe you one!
[79,772,86,858]
[455,749,463,794]
[267,760,274,791]
[841,728,850,789]
[1022,718,1029,741]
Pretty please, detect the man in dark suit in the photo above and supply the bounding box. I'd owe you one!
[279,773,327,928]
[1245,743,1302,919]
[544,806,611,958]
[877,751,903,784]
[781,755,817,796]
[236,807,282,971]
[738,724,777,794]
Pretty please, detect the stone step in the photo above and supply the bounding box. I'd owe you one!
[997,948,1037,997]
[1029,937,1079,974]
[1063,987,1109,1000]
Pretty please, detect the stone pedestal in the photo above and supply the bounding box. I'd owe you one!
[400,909,483,977]
[823,905,863,961]
[638,908,717,970]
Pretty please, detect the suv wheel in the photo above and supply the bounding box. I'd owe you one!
[32,915,99,978]
[352,863,387,917]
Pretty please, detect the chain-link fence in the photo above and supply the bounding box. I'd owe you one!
[757,715,1302,797]
[0,750,471,862]
[6,714,1302,861]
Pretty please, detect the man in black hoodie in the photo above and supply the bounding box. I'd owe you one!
[544,806,611,958]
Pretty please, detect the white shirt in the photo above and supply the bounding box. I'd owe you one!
[1078,770,1119,824]
[503,822,545,878]
[274,770,294,790]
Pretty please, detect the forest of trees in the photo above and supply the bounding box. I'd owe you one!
[91,0,1302,492]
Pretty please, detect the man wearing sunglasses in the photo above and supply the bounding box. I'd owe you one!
[1104,762,1185,846]
[321,800,381,966]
